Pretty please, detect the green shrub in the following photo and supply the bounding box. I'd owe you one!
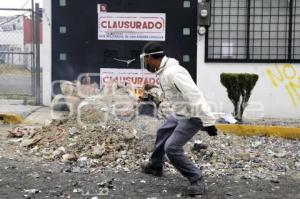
[220,73,259,122]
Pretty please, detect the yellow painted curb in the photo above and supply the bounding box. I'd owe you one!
[216,124,300,139]
[0,114,24,124]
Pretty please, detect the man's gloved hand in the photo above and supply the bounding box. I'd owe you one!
[203,125,218,136]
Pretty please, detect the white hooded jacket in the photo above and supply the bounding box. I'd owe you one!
[156,56,216,127]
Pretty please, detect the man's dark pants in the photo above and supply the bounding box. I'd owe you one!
[150,115,203,182]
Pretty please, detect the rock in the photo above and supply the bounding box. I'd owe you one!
[292,172,300,180]
[30,172,40,179]
[270,178,280,184]
[295,162,300,171]
[123,131,135,140]
[24,189,41,194]
[62,153,77,162]
[73,188,83,193]
[97,178,114,189]
[20,134,43,148]
[273,151,288,158]
[251,141,262,148]
[91,143,106,157]
[52,147,66,159]
[192,140,208,152]
[240,152,251,161]
[78,157,88,162]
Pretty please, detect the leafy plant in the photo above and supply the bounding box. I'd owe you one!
[220,73,259,122]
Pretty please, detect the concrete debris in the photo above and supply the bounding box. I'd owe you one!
[8,126,42,138]
[62,153,77,162]
[5,80,300,183]
[24,189,41,194]
[11,112,299,181]
[295,162,300,171]
[52,147,66,159]
[193,133,300,180]
[273,151,288,158]
[91,143,106,158]
[73,188,83,193]
[20,133,43,148]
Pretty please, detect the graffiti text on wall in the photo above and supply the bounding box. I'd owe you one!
[266,64,300,107]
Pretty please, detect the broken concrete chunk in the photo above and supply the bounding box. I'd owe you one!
[24,189,41,194]
[295,162,300,171]
[20,134,43,148]
[91,143,106,157]
[52,147,66,159]
[62,153,77,162]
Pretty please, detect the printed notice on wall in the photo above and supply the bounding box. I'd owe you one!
[98,10,166,41]
[100,68,160,88]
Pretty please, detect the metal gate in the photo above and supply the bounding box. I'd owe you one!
[0,2,41,104]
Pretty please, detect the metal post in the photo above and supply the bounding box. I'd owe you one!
[288,0,294,60]
[31,0,36,98]
[246,0,251,60]
[35,3,41,105]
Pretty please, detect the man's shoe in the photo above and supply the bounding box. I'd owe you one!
[187,178,206,196]
[141,161,163,177]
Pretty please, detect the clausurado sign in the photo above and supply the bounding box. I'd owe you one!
[98,11,166,41]
[100,68,160,88]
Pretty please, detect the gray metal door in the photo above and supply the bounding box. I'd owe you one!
[51,0,198,95]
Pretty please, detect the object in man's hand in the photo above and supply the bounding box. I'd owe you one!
[204,125,218,136]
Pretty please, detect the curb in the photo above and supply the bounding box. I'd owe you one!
[216,124,300,139]
[0,113,24,124]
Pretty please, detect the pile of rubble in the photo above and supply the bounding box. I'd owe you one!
[4,79,300,182]
[8,115,159,171]
[187,133,300,181]
[8,118,300,182]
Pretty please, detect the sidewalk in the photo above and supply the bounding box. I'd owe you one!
[0,100,48,125]
[0,100,42,124]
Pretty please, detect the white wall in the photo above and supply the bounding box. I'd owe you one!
[41,0,51,105]
[197,36,300,119]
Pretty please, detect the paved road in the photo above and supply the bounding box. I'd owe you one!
[0,157,299,199]
[0,75,32,95]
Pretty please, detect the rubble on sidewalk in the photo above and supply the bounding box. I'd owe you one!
[3,80,300,182]
[189,133,300,180]
[8,126,42,138]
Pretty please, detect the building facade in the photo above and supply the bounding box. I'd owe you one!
[42,0,300,119]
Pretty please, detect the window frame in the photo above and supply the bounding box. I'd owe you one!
[205,0,300,63]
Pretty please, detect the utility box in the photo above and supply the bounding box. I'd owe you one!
[197,0,211,27]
